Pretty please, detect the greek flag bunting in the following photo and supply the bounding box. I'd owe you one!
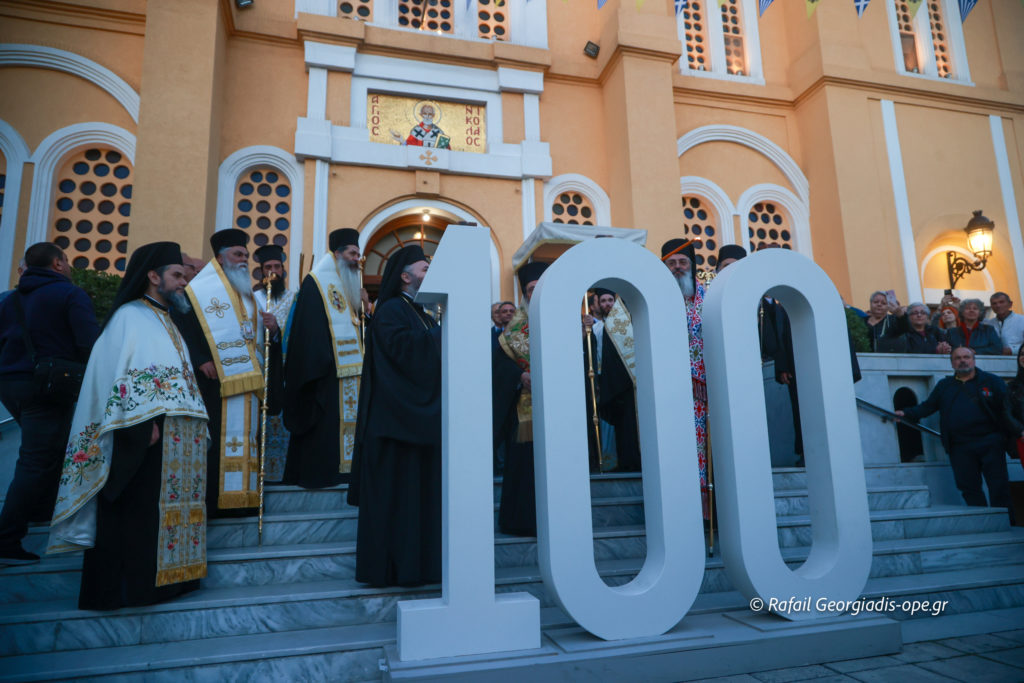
[759,0,774,17]
[675,0,688,14]
[806,0,821,17]
[854,0,870,17]
[958,0,978,21]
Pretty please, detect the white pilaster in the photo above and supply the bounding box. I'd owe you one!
[880,100,922,302]
[312,159,329,256]
[990,115,1024,306]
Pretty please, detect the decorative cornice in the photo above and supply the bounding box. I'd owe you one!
[0,43,140,122]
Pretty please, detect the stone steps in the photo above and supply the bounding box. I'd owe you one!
[3,529,1022,659]
[3,503,1010,603]
[18,482,934,556]
[3,563,1023,683]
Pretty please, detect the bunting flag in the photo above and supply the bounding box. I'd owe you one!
[718,0,727,7]
[759,0,775,16]
[958,0,978,21]
[854,0,870,17]
[806,0,822,17]
[675,0,688,14]
[907,0,924,19]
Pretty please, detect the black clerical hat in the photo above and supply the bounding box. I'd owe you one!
[717,244,746,264]
[329,228,360,253]
[210,229,249,253]
[662,238,697,291]
[254,244,285,264]
[104,241,183,329]
[378,244,427,303]
[516,261,549,293]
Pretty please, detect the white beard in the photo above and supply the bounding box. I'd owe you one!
[676,273,695,299]
[336,257,363,312]
[225,262,253,300]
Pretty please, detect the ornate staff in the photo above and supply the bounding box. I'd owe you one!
[583,293,603,472]
[257,272,277,546]
[358,256,367,347]
[696,267,717,556]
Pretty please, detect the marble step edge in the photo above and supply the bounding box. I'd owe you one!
[0,621,395,683]
[4,529,1023,626]
[3,563,1022,683]
[21,483,934,542]
[4,505,1016,580]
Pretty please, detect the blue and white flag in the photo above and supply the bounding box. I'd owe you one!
[958,0,978,21]
[675,0,688,14]
[854,0,871,17]
[759,0,774,16]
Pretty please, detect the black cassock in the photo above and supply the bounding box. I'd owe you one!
[172,306,282,517]
[348,293,442,587]
[78,416,199,610]
[492,343,536,537]
[597,331,641,472]
[282,275,348,488]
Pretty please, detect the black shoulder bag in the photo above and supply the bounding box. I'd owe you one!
[11,292,87,403]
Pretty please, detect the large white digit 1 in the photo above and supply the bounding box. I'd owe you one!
[702,249,872,620]
[531,238,705,640]
[397,225,540,661]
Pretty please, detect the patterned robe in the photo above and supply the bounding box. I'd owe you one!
[686,281,709,519]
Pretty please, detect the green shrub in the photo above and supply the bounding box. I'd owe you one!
[846,306,871,353]
[70,268,122,324]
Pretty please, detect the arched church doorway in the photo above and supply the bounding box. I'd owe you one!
[358,199,502,302]
[362,210,453,301]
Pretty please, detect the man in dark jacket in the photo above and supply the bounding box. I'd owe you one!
[0,242,99,565]
[897,347,1021,522]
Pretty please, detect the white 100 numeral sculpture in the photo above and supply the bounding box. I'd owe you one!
[398,226,871,661]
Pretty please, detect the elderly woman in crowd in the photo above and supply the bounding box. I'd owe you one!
[864,291,907,351]
[889,302,952,354]
[946,299,1002,355]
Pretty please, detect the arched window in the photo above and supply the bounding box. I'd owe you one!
[678,0,761,81]
[551,191,596,226]
[681,195,719,271]
[747,201,793,253]
[888,0,969,81]
[48,148,133,273]
[339,0,374,21]
[233,168,293,283]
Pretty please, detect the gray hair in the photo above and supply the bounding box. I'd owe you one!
[869,290,887,303]
[906,302,929,316]
[959,298,985,315]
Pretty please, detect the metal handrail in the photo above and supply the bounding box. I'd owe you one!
[856,397,941,438]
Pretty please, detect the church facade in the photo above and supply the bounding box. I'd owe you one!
[1,0,1023,305]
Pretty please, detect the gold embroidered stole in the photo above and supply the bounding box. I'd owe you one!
[156,415,208,586]
[309,254,363,473]
[498,305,533,442]
[603,297,637,383]
[185,261,262,509]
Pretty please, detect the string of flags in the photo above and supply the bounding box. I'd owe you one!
[668,0,988,22]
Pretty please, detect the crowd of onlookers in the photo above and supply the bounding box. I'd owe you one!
[854,289,1023,357]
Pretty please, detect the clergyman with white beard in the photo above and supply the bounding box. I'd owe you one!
[173,228,284,518]
[282,228,369,488]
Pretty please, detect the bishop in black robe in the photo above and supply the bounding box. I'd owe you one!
[283,228,364,489]
[348,245,442,587]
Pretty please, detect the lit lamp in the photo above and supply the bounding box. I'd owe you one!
[946,210,995,289]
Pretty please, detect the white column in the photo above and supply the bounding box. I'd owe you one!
[880,99,922,301]
[521,178,536,240]
[990,115,1024,306]
[307,67,327,120]
[312,159,329,257]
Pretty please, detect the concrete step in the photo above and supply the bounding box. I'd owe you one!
[3,530,1022,657]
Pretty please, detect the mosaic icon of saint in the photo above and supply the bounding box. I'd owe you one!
[390,103,451,149]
